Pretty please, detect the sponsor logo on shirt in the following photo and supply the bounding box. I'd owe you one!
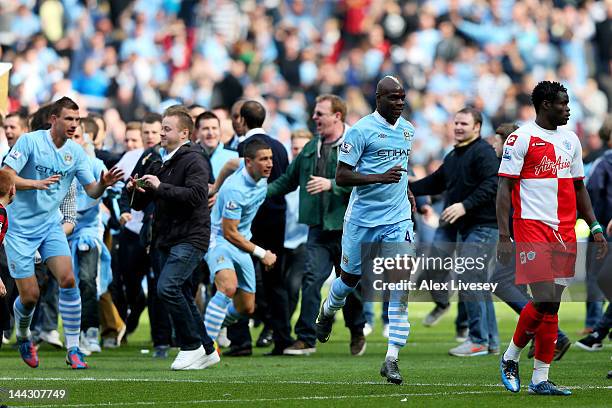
[9,150,21,160]
[340,142,352,154]
[532,142,546,147]
[533,156,571,176]
[35,165,67,177]
[376,148,411,160]
[505,135,518,146]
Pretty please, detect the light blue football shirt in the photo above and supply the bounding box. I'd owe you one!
[73,156,106,238]
[4,130,95,236]
[209,142,239,179]
[210,167,267,243]
[338,111,415,227]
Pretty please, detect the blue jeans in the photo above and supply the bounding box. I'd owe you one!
[458,226,499,349]
[420,225,458,306]
[294,227,366,347]
[156,243,213,352]
[593,303,612,332]
[490,256,530,314]
[585,234,611,327]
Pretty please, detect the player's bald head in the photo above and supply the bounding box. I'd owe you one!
[376,76,403,97]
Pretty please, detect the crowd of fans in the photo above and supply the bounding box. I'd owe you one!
[1,0,611,174]
[0,1,610,358]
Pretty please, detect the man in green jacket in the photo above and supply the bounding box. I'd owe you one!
[268,94,367,356]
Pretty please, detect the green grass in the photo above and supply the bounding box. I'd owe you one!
[0,302,610,407]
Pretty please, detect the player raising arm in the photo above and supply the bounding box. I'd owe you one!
[3,97,123,370]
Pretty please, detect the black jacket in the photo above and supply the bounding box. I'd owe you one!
[120,144,214,215]
[119,145,163,215]
[587,149,612,227]
[131,142,211,251]
[410,137,498,233]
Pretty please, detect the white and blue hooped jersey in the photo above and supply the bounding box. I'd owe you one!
[210,168,267,245]
[4,130,95,237]
[339,111,415,228]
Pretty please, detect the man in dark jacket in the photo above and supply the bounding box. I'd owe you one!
[577,116,612,350]
[128,106,218,370]
[411,107,499,357]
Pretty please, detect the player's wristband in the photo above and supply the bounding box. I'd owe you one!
[253,245,266,259]
[590,221,603,235]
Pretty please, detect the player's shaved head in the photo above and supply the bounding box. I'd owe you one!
[376,76,403,97]
[375,75,406,125]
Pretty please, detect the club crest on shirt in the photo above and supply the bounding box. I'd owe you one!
[403,128,413,141]
[63,152,73,164]
[562,139,571,151]
[378,133,387,139]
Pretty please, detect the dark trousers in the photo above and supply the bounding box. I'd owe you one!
[112,229,148,334]
[254,212,292,349]
[156,243,213,352]
[294,227,366,347]
[76,246,100,330]
[228,209,292,349]
[0,246,16,333]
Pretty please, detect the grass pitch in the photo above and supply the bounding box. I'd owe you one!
[0,302,610,407]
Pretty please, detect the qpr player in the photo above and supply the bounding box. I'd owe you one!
[497,81,608,395]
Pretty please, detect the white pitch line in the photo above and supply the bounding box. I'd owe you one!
[1,377,610,390]
[20,390,503,408]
